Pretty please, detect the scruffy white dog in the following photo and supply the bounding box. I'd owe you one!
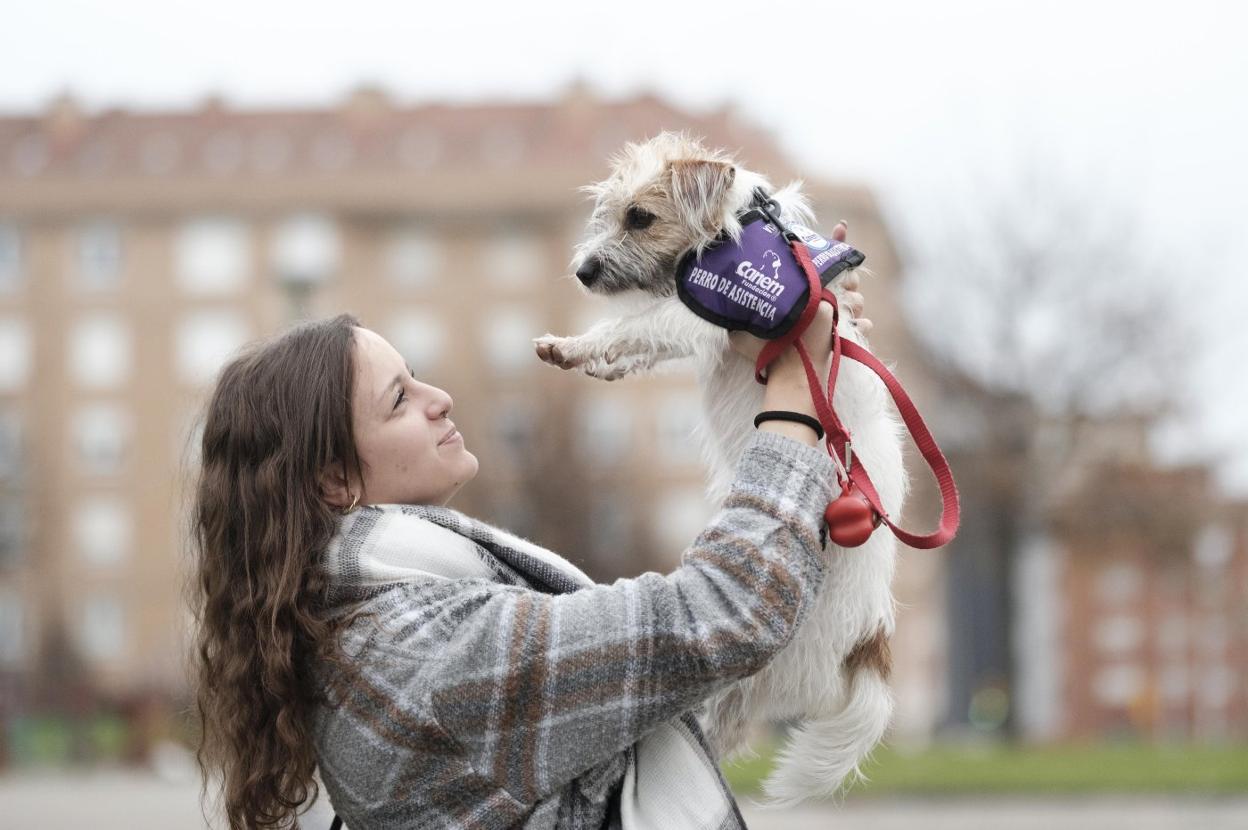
[534,132,909,805]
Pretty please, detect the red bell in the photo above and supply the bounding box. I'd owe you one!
[824,480,880,547]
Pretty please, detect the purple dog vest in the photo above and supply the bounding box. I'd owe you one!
[676,209,865,339]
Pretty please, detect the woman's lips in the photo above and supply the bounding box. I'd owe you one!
[438,427,461,446]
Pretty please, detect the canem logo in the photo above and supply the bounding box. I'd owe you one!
[735,249,786,297]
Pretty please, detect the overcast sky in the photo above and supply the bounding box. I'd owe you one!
[5,0,1247,493]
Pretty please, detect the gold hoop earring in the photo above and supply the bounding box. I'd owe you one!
[343,491,360,515]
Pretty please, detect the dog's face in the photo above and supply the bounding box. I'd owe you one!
[572,133,738,298]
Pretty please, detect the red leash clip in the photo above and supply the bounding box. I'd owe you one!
[824,444,883,548]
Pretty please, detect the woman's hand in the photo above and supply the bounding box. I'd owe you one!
[728,220,871,364]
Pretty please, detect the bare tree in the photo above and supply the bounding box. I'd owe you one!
[894,156,1195,736]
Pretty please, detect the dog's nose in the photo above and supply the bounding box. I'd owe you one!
[576,257,602,286]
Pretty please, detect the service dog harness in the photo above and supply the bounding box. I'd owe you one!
[677,189,960,549]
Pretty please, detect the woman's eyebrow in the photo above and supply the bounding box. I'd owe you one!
[377,375,403,406]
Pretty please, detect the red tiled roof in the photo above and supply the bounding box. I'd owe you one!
[0,87,798,182]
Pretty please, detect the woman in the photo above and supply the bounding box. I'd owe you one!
[190,259,871,829]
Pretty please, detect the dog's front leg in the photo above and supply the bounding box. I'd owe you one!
[534,299,718,381]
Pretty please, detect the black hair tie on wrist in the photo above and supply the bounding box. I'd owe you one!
[753,410,825,441]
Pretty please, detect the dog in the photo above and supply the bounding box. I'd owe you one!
[533,132,909,805]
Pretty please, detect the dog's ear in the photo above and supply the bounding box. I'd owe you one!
[668,159,736,236]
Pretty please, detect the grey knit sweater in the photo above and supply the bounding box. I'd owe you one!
[307,431,838,829]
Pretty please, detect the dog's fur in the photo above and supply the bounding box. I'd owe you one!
[534,132,909,805]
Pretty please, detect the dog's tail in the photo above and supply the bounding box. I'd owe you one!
[759,662,893,807]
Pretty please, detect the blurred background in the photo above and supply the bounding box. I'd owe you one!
[0,1,1244,827]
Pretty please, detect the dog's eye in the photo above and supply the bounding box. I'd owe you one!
[625,206,656,231]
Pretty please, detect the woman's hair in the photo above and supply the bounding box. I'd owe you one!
[187,312,370,828]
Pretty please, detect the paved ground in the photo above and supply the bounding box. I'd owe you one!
[1,770,1245,829]
[740,796,1248,830]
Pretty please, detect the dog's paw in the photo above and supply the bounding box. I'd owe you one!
[582,353,652,381]
[533,334,588,370]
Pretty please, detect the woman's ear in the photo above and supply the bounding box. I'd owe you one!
[668,159,736,236]
[317,461,354,510]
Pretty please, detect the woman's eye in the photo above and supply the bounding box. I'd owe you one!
[625,206,656,230]
[394,368,416,409]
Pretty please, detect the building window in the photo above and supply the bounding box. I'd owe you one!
[653,486,713,557]
[655,389,705,466]
[482,307,539,373]
[69,313,131,389]
[397,128,442,170]
[77,140,115,176]
[270,213,340,287]
[73,403,130,475]
[1092,615,1144,655]
[175,217,249,295]
[0,317,31,390]
[1094,562,1143,605]
[384,310,444,375]
[483,228,545,286]
[203,130,245,175]
[74,220,123,291]
[140,132,181,175]
[73,496,132,566]
[577,395,632,466]
[479,126,525,167]
[1193,523,1233,570]
[250,129,293,173]
[311,131,353,171]
[11,134,49,177]
[0,588,24,667]
[176,310,251,386]
[386,227,441,288]
[1091,663,1144,707]
[80,594,125,661]
[0,223,22,291]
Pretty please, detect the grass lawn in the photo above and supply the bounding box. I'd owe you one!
[722,740,1248,797]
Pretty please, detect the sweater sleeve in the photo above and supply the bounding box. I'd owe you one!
[399,431,836,806]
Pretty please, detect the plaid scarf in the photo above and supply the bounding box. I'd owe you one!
[321,503,746,830]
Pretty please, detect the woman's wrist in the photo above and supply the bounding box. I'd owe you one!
[760,360,826,446]
[763,371,819,417]
[756,418,821,446]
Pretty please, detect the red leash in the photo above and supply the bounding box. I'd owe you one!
[755,241,960,550]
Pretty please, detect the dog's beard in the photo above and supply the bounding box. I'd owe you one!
[587,255,681,299]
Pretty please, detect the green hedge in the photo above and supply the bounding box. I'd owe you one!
[722,741,1248,797]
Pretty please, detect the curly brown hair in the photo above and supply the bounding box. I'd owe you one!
[187,312,372,828]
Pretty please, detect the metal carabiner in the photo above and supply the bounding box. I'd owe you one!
[752,188,800,242]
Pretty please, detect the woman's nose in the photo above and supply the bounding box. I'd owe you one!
[428,387,453,419]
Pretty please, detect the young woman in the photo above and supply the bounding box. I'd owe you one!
[190,256,871,829]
